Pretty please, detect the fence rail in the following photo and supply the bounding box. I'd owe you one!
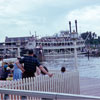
[0,70,80,100]
[0,88,100,100]
[0,71,80,94]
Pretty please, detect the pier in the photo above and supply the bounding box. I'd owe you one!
[0,73,100,99]
[80,77,100,96]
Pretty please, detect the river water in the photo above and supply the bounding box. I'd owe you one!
[1,56,100,78]
[42,56,100,78]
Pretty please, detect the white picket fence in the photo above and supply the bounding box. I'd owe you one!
[0,70,80,100]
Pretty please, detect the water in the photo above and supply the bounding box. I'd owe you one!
[78,56,100,78]
[42,56,100,78]
[1,56,100,78]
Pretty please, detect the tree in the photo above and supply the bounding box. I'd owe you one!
[80,31,97,45]
[80,31,89,40]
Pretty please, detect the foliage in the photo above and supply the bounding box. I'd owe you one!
[80,31,98,45]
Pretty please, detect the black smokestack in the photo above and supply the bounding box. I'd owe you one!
[75,20,78,33]
[69,21,71,33]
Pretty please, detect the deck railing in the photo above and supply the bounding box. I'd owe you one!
[0,71,80,94]
[0,88,100,100]
[0,70,80,99]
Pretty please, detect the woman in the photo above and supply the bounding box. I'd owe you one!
[13,57,24,80]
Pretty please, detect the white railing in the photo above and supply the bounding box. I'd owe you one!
[0,88,100,100]
[0,71,80,94]
[0,71,80,100]
[43,44,85,49]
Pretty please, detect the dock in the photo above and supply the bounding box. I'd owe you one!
[0,75,100,100]
[80,77,100,96]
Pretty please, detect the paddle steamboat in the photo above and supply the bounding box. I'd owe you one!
[35,20,85,60]
[0,20,85,61]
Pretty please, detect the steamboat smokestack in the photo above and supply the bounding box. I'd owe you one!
[75,20,78,33]
[69,21,71,33]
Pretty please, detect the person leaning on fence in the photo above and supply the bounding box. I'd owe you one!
[16,49,53,78]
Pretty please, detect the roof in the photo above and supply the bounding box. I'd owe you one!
[5,36,34,42]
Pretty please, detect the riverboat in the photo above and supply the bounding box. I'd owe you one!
[35,30,85,60]
[34,20,85,60]
[0,20,85,61]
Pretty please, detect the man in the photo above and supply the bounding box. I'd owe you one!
[16,49,53,78]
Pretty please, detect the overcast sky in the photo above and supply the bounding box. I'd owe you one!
[0,0,100,42]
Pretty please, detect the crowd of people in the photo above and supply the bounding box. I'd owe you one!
[0,58,13,80]
[0,49,67,81]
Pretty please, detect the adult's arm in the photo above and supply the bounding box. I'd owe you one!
[16,61,25,73]
[39,65,53,77]
[35,58,53,77]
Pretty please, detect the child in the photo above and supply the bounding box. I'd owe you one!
[61,67,66,73]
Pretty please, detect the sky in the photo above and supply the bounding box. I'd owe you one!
[0,0,100,42]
